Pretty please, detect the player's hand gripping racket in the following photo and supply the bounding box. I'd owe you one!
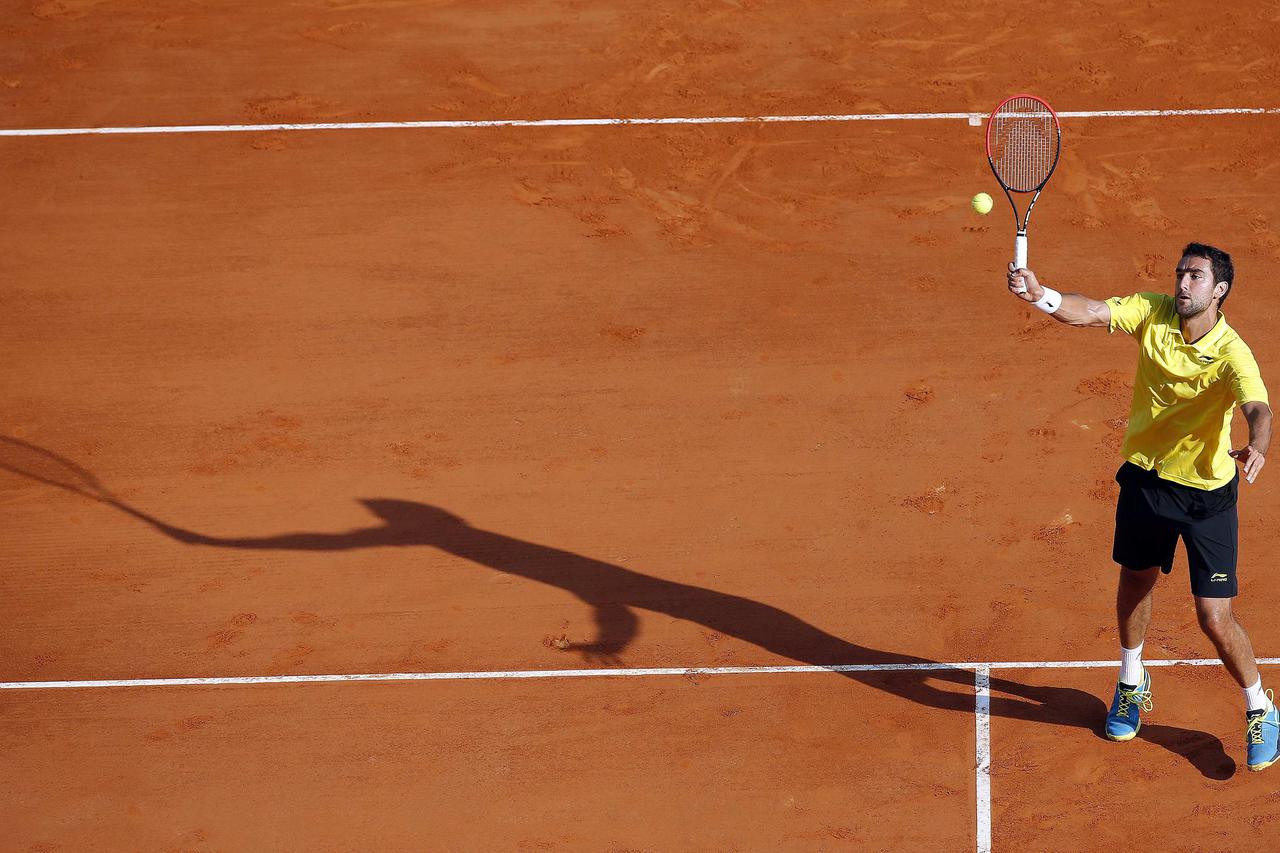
[986,94,1062,292]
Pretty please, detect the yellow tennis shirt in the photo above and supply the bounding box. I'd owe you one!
[1106,292,1268,490]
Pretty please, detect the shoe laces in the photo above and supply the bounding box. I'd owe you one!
[1248,716,1266,746]
[1117,681,1153,716]
[1247,689,1277,746]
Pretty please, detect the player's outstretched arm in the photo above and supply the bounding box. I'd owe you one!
[1007,263,1111,328]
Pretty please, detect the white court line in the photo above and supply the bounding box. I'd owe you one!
[974,666,992,853]
[6,657,1273,853]
[1,107,1279,137]
[3,656,1277,690]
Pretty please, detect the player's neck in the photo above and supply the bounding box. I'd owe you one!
[1180,304,1221,344]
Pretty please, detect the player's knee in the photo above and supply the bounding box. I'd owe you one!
[1195,604,1234,640]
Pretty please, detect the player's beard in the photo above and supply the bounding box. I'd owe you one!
[1174,293,1210,318]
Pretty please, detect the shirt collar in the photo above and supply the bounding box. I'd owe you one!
[1174,308,1229,353]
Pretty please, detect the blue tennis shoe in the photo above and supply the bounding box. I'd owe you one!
[1105,669,1152,742]
[1246,689,1280,772]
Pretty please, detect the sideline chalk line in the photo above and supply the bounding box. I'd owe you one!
[2,107,1280,138]
[4,656,1279,691]
[974,666,992,853]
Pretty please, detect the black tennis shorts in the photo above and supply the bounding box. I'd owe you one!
[1113,462,1240,598]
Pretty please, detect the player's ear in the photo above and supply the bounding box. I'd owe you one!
[1215,282,1228,300]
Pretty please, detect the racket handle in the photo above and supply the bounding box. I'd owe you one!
[1013,233,1028,293]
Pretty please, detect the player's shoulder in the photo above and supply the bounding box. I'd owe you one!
[1213,320,1262,373]
[1103,292,1170,335]
[1218,328,1256,357]
[1116,292,1173,325]
[1108,291,1171,308]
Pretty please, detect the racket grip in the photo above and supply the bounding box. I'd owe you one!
[1013,233,1028,293]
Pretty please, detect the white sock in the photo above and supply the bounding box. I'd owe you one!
[1120,643,1144,686]
[1244,677,1268,713]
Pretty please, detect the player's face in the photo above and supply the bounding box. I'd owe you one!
[1173,255,1222,318]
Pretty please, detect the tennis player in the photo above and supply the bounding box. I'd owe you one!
[1008,242,1278,771]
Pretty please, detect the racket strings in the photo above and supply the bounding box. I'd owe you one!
[990,96,1058,192]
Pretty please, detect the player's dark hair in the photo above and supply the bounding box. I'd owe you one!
[1182,242,1234,304]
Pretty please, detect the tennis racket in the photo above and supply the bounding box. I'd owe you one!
[985,94,1062,292]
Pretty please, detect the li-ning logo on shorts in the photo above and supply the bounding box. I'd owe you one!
[1210,572,1229,582]
[1199,355,1216,363]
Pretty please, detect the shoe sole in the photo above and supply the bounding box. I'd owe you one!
[1105,721,1140,742]
[1248,753,1279,772]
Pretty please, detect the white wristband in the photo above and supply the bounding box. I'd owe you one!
[1032,286,1062,314]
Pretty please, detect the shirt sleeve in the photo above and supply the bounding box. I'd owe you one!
[1223,341,1270,406]
[1104,292,1165,337]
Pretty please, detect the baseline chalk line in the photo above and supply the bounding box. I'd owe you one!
[4,656,1279,691]
[2,107,1279,138]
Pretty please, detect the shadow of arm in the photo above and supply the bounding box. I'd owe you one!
[118,504,387,550]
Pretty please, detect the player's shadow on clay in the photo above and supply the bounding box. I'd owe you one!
[0,437,1234,780]
[132,499,1246,780]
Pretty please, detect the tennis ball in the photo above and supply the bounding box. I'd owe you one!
[971,192,993,215]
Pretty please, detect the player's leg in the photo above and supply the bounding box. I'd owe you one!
[1117,565,1160,652]
[1193,597,1258,687]
[1106,464,1176,741]
[1185,502,1279,770]
[1183,497,1255,686]
[1104,566,1160,741]
[1192,596,1277,770]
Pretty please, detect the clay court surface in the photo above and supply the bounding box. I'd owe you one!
[5,1,1280,850]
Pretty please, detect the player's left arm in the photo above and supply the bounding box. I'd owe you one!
[1231,401,1272,484]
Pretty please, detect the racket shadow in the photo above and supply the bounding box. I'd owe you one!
[0,434,181,532]
[1,438,1230,777]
